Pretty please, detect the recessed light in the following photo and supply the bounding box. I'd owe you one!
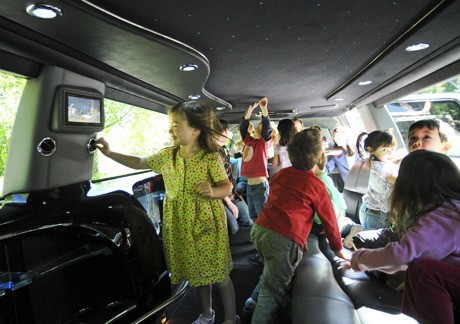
[26,3,62,19]
[216,106,226,111]
[180,64,198,72]
[333,98,344,101]
[188,95,201,100]
[358,80,373,86]
[405,43,430,52]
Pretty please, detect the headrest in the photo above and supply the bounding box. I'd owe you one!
[344,160,369,195]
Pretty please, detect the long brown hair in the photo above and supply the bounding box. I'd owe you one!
[389,149,460,233]
[169,101,221,160]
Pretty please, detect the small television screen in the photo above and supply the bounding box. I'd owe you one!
[65,93,103,126]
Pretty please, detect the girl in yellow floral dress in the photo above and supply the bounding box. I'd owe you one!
[96,101,238,324]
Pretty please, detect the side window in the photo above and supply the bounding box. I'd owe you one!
[385,76,460,165]
[0,72,26,195]
[93,99,171,180]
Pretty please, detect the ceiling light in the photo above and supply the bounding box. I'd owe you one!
[26,3,62,19]
[216,106,226,111]
[358,80,373,86]
[188,95,201,100]
[333,98,344,101]
[180,64,198,72]
[405,43,430,52]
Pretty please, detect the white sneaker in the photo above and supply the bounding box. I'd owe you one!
[343,225,363,249]
[193,309,215,324]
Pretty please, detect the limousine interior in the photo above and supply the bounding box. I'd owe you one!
[0,0,459,323]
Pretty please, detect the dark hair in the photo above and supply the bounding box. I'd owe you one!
[277,119,297,146]
[358,130,396,165]
[287,127,322,170]
[169,101,221,157]
[389,149,460,233]
[408,119,448,142]
[356,132,369,159]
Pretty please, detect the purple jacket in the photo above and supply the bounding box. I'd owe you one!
[351,199,460,274]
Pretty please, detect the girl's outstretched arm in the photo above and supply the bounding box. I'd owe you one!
[95,137,149,170]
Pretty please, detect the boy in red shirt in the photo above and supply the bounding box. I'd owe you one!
[250,126,350,323]
[239,97,272,221]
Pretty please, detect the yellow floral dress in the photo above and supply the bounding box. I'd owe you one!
[146,147,233,286]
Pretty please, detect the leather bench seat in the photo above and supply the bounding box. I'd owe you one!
[291,235,416,323]
[291,235,360,324]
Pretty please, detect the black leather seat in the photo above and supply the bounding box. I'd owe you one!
[291,235,360,324]
[291,235,416,324]
[0,181,171,323]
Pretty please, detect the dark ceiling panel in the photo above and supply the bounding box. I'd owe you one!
[0,0,458,122]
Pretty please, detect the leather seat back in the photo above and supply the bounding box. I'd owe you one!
[343,160,369,224]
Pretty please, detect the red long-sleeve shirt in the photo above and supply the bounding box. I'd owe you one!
[255,166,343,251]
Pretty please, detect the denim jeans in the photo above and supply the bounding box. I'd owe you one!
[246,180,269,220]
[359,201,389,230]
[250,224,303,323]
[225,198,253,235]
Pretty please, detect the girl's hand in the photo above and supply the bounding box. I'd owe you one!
[95,137,111,156]
[334,249,351,269]
[227,201,239,218]
[195,181,214,198]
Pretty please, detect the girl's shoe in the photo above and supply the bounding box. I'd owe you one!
[193,309,215,324]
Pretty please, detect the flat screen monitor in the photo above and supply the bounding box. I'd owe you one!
[65,93,102,126]
[52,86,104,133]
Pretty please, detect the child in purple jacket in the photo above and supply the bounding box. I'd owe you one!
[351,149,460,322]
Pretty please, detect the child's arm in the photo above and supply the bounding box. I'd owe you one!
[239,119,250,141]
[244,100,259,120]
[223,196,239,218]
[259,98,272,141]
[195,178,232,199]
[272,153,280,167]
[385,162,399,184]
[386,173,397,184]
[96,137,149,169]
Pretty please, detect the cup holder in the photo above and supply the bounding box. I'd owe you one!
[37,137,56,156]
[87,138,97,154]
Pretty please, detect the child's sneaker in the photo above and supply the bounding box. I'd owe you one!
[243,297,257,313]
[343,225,363,249]
[193,309,215,324]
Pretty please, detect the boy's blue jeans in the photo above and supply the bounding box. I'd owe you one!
[250,224,303,323]
[247,180,269,220]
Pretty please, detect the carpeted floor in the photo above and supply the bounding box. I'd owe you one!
[164,226,262,324]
